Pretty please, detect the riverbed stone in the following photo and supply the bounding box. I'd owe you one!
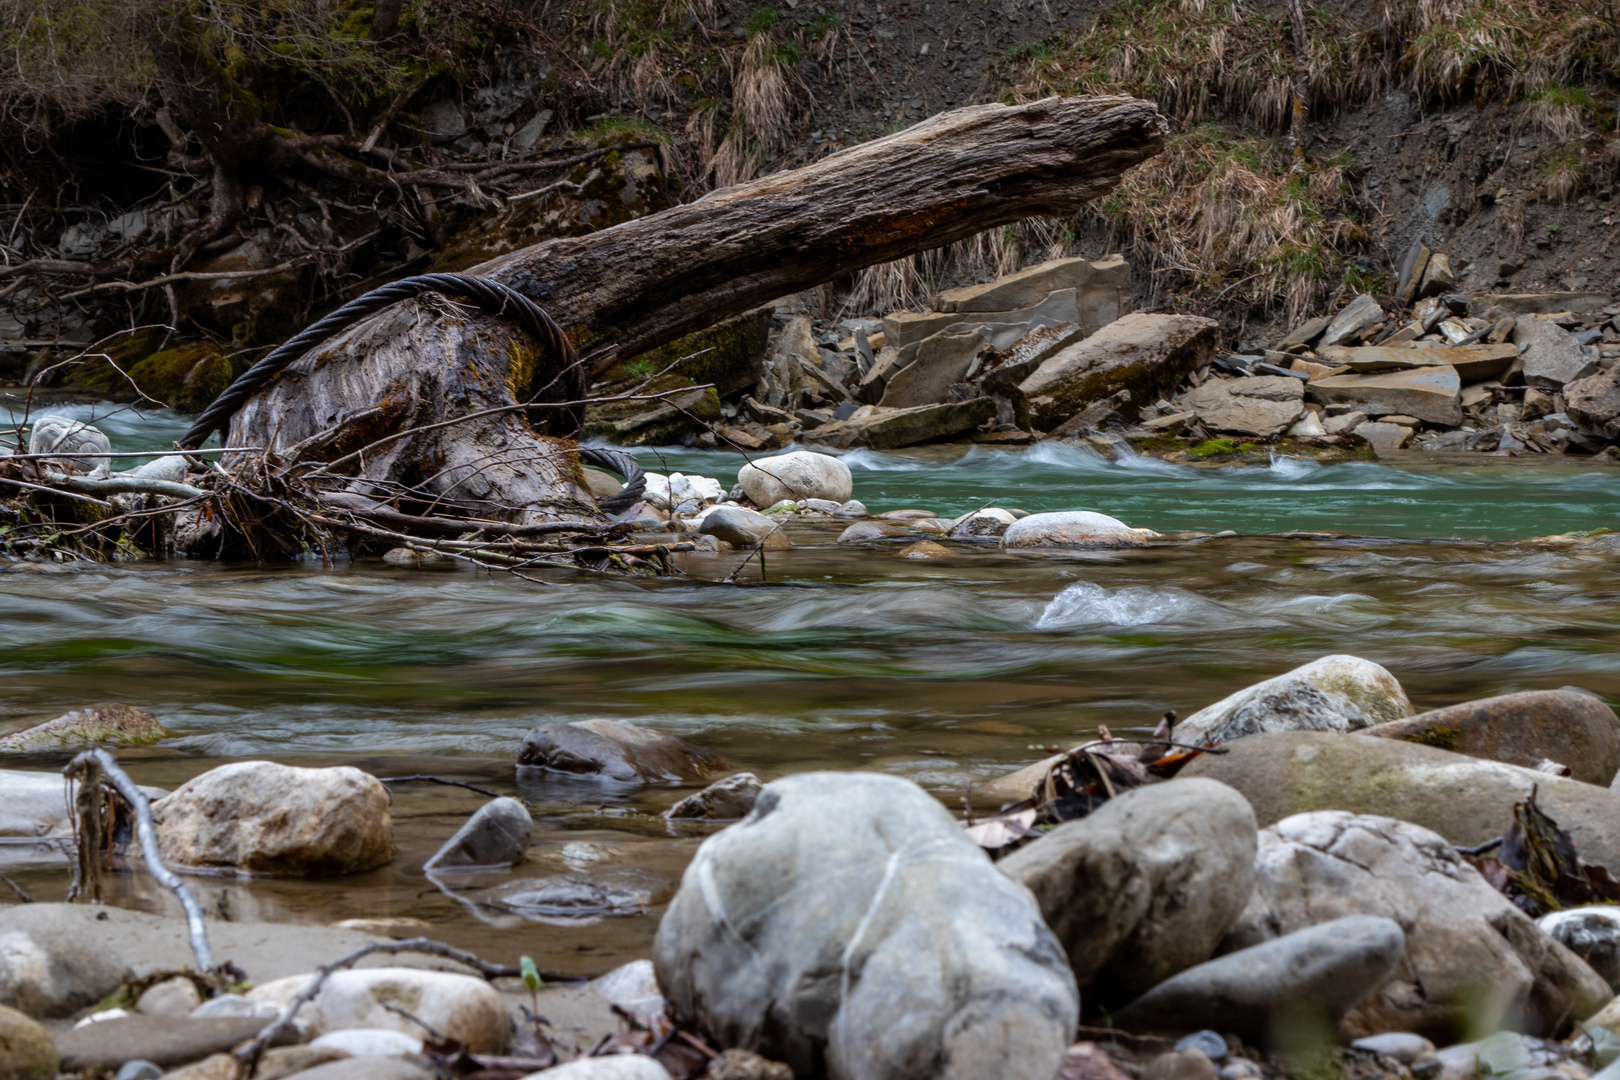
[1350,1033,1434,1064]
[664,773,762,821]
[1178,731,1620,872]
[309,1030,421,1055]
[134,976,202,1018]
[737,452,852,506]
[1514,316,1598,389]
[1020,313,1219,429]
[1000,510,1149,549]
[518,719,729,784]
[1307,366,1463,426]
[1224,810,1612,1039]
[152,762,393,876]
[997,779,1257,1002]
[1355,422,1412,450]
[898,540,952,559]
[654,772,1077,1080]
[56,1015,275,1070]
[1176,654,1412,747]
[1184,376,1305,436]
[802,399,997,450]
[837,521,916,542]
[163,1046,352,1080]
[423,797,531,871]
[0,1004,55,1080]
[1540,908,1620,990]
[1112,916,1406,1043]
[700,506,782,548]
[267,1057,436,1080]
[1358,690,1620,785]
[948,508,1017,541]
[0,770,75,840]
[0,702,165,752]
[249,967,507,1052]
[524,1057,674,1080]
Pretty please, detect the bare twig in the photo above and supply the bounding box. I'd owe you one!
[378,775,502,799]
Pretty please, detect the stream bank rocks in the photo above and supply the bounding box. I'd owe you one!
[998,779,1257,1003]
[654,772,1077,1080]
[0,702,164,752]
[664,773,763,821]
[1358,689,1620,785]
[151,762,393,876]
[1112,916,1408,1043]
[518,719,729,784]
[423,797,531,871]
[248,968,509,1051]
[1176,654,1413,746]
[1226,811,1612,1039]
[999,511,1150,549]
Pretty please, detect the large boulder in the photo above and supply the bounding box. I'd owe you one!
[1306,366,1463,426]
[1176,655,1412,747]
[1111,916,1406,1043]
[423,797,531,871]
[654,773,1078,1080]
[0,1004,55,1080]
[802,399,996,450]
[1513,317,1598,389]
[151,762,393,876]
[1178,731,1620,873]
[1566,368,1620,441]
[1183,376,1305,437]
[737,451,853,506]
[0,702,165,752]
[1019,313,1218,429]
[249,967,508,1052]
[997,779,1257,1003]
[1225,811,1613,1040]
[699,506,785,548]
[1000,511,1150,550]
[1358,690,1620,786]
[934,255,1129,332]
[878,329,993,409]
[517,719,729,784]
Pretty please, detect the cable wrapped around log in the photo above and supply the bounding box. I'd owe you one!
[576,446,646,514]
[179,274,583,450]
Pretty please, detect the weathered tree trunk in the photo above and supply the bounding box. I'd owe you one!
[1286,0,1311,169]
[229,96,1167,522]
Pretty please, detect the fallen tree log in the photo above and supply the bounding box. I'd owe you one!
[226,96,1167,523]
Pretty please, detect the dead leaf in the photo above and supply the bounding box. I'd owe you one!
[1056,1042,1134,1080]
[963,807,1037,850]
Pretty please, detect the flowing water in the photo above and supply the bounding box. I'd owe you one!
[4,401,1620,973]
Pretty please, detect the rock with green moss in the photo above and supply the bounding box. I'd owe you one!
[0,702,166,752]
[1176,654,1413,747]
[600,309,770,399]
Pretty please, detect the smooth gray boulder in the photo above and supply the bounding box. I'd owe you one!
[699,506,779,548]
[654,772,1077,1080]
[1111,916,1406,1043]
[1225,811,1612,1040]
[1000,511,1149,550]
[517,718,729,784]
[423,797,532,871]
[1177,654,1412,746]
[664,773,763,820]
[998,779,1257,1003]
[737,451,852,506]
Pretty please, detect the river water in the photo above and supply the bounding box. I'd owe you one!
[4,401,1620,973]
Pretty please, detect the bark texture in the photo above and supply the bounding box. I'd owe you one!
[230,96,1167,521]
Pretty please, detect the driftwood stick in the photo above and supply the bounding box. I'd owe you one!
[63,749,215,972]
[45,473,207,499]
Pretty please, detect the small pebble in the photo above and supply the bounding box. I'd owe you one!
[1176,1031,1228,1063]
[1352,1032,1436,1065]
[116,1063,163,1080]
[1144,1049,1219,1080]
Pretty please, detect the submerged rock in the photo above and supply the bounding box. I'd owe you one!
[1176,654,1412,746]
[0,702,165,752]
[998,778,1257,1002]
[152,762,394,876]
[654,772,1077,1080]
[664,773,763,821]
[517,719,728,784]
[1000,511,1149,549]
[700,506,785,548]
[248,968,508,1052]
[737,451,852,506]
[1225,811,1612,1039]
[423,797,532,871]
[947,507,1017,541]
[1112,916,1406,1043]
[0,1004,56,1080]
[898,540,952,559]
[1359,689,1620,786]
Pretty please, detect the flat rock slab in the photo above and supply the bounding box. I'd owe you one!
[0,702,165,752]
[1513,317,1597,389]
[1020,313,1218,428]
[518,718,728,784]
[57,1015,280,1069]
[1317,343,1517,382]
[1307,366,1462,426]
[1358,689,1620,786]
[1478,292,1609,315]
[1318,295,1385,349]
[935,254,1127,323]
[1179,731,1620,872]
[1110,916,1406,1043]
[802,398,996,450]
[1183,375,1304,436]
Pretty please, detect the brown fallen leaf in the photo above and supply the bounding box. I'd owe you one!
[1055,1042,1135,1080]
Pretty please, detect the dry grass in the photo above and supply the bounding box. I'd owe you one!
[1090,126,1369,326]
[842,220,1076,316]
